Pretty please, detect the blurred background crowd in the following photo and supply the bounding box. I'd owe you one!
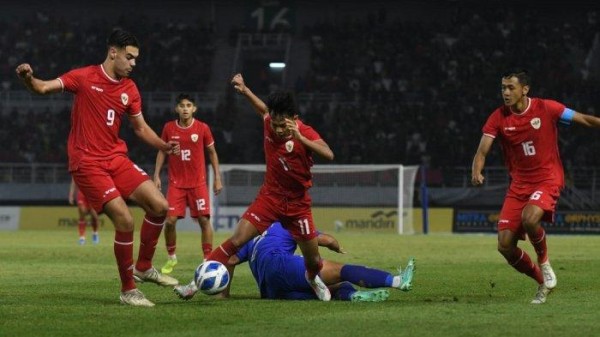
[1,1,599,186]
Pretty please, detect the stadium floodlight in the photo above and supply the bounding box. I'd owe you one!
[269,62,286,69]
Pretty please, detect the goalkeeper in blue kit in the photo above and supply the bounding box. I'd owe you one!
[175,222,415,302]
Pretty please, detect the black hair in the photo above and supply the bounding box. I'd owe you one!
[266,91,297,118]
[107,29,139,49]
[176,93,195,105]
[502,69,531,87]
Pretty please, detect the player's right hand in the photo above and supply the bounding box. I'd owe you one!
[231,73,246,94]
[15,63,33,80]
[153,176,161,190]
[471,173,485,186]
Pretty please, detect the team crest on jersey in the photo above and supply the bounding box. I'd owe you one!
[530,117,541,129]
[121,93,129,105]
[191,134,199,142]
[285,140,294,152]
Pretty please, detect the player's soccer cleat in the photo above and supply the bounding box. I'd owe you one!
[161,258,178,274]
[92,233,99,245]
[540,261,557,289]
[78,237,85,245]
[398,257,416,291]
[350,289,390,302]
[119,288,155,307]
[133,267,179,287]
[174,281,199,300]
[531,284,552,304]
[305,272,331,301]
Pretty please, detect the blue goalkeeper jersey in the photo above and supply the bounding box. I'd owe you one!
[236,222,302,298]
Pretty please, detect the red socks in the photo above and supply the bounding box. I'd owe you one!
[202,243,213,260]
[507,247,543,284]
[206,239,238,264]
[529,227,548,264]
[135,215,165,272]
[114,231,135,292]
[78,219,86,237]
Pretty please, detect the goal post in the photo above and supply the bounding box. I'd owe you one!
[209,164,420,234]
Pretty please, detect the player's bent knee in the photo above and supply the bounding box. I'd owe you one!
[497,243,514,258]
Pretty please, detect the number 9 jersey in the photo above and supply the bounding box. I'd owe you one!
[58,65,142,171]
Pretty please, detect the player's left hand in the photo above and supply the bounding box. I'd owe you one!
[166,141,180,155]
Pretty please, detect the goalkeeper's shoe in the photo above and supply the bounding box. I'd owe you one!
[397,257,416,291]
[133,267,179,286]
[161,257,178,274]
[531,284,552,304]
[305,272,331,301]
[174,281,199,300]
[350,289,390,303]
[119,289,155,307]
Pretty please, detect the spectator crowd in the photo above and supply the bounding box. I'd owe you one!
[2,5,600,182]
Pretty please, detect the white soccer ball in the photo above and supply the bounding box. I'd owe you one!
[194,260,230,295]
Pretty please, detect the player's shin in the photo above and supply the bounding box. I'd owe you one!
[506,247,544,284]
[135,215,165,271]
[206,239,239,264]
[340,265,392,288]
[529,227,548,264]
[114,230,136,291]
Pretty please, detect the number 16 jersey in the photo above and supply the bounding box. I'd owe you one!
[482,97,573,187]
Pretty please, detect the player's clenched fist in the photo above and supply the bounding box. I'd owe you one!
[15,63,34,80]
[231,73,247,94]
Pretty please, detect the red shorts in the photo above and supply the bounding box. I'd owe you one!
[498,182,560,240]
[242,191,317,241]
[71,156,149,213]
[166,185,210,218]
[76,190,90,209]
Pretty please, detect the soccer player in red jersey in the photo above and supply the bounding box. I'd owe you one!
[153,93,223,274]
[69,177,100,245]
[16,30,181,307]
[193,73,335,301]
[471,69,600,304]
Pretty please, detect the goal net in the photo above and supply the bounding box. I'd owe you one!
[209,165,420,234]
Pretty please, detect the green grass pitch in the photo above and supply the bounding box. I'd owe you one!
[1,229,599,337]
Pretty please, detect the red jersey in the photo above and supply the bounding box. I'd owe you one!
[261,115,322,198]
[161,119,214,188]
[59,65,142,171]
[482,98,571,187]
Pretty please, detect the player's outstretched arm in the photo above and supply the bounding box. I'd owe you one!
[15,63,62,95]
[571,111,600,128]
[129,114,180,155]
[471,135,494,186]
[317,232,346,254]
[231,73,269,117]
